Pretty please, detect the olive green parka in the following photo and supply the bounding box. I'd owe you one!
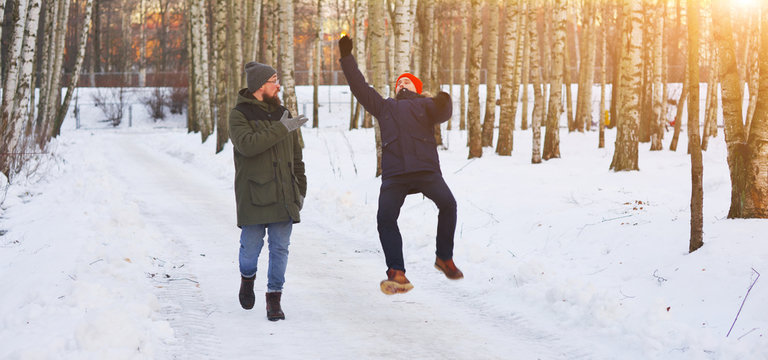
[229,89,306,226]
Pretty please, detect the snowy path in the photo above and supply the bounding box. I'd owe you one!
[102,131,594,359]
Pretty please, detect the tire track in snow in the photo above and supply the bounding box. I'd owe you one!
[105,134,229,359]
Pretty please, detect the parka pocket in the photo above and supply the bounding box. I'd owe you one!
[411,135,437,162]
[248,175,278,206]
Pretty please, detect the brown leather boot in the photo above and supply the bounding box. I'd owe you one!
[239,276,255,310]
[380,268,414,295]
[435,257,464,280]
[265,292,285,321]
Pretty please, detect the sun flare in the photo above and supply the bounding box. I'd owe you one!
[734,0,758,9]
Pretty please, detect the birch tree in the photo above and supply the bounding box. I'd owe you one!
[313,0,322,128]
[575,0,597,133]
[351,0,368,130]
[598,0,607,149]
[467,0,483,158]
[0,0,31,176]
[496,0,524,156]
[609,0,642,171]
[457,1,468,130]
[543,0,566,160]
[214,0,230,153]
[393,0,415,76]
[687,0,703,252]
[53,0,94,138]
[713,0,768,219]
[189,0,213,141]
[529,0,544,163]
[520,0,531,131]
[481,0,500,146]
[649,0,665,151]
[139,0,147,87]
[370,0,387,176]
[245,1,262,64]
[40,0,69,144]
[279,0,298,118]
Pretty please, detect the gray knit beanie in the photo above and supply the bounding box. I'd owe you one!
[245,61,277,92]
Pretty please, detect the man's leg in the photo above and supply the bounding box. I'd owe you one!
[420,174,457,260]
[239,224,267,278]
[266,220,293,292]
[377,178,409,271]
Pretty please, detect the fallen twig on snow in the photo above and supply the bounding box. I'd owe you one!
[727,268,760,337]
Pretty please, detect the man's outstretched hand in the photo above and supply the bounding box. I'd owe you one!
[339,35,353,58]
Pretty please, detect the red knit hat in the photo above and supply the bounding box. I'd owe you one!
[396,73,423,94]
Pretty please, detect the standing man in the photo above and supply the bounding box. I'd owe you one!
[338,36,463,295]
[229,61,308,320]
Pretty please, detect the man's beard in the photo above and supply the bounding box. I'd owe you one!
[263,92,282,107]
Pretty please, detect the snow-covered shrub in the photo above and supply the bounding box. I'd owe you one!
[141,88,167,121]
[91,88,126,127]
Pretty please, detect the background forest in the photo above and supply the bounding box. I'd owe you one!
[1,0,767,235]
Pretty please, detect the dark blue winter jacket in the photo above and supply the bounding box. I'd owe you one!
[340,55,452,179]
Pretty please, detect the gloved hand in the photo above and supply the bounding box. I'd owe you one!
[297,195,304,210]
[279,111,308,132]
[433,91,451,109]
[338,35,353,57]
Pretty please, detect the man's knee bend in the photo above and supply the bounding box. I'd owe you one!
[438,197,457,213]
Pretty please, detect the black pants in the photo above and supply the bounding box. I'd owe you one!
[376,171,457,272]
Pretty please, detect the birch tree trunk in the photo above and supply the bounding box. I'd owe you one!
[599,0,608,148]
[458,1,468,130]
[139,0,146,87]
[279,0,301,146]
[496,0,524,156]
[447,5,454,131]
[529,0,543,163]
[351,0,369,130]
[430,2,441,144]
[393,0,414,76]
[53,0,93,138]
[575,0,596,133]
[190,0,213,141]
[262,0,275,64]
[650,0,665,151]
[715,0,768,218]
[520,2,531,131]
[313,0,322,128]
[370,0,387,176]
[1,0,43,174]
[563,20,574,132]
[244,0,261,63]
[0,0,30,175]
[609,0,642,171]
[670,0,687,152]
[687,0,704,252]
[35,0,59,145]
[0,2,5,84]
[231,0,244,91]
[482,0,500,146]
[467,0,483,158]
[214,0,230,153]
[543,0,566,160]
[609,4,623,129]
[745,13,759,133]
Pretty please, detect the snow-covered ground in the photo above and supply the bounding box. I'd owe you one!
[0,86,765,359]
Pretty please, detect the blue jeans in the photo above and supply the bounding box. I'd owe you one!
[239,221,292,292]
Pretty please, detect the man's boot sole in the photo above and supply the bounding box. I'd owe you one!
[379,280,414,295]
